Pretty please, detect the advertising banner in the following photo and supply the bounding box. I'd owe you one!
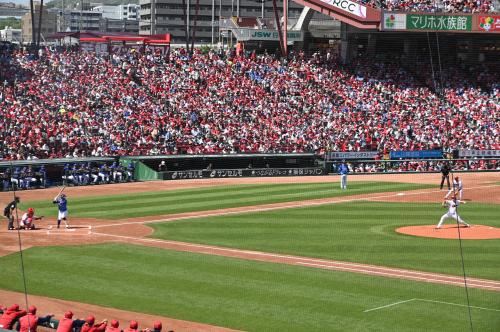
[383,13,407,30]
[237,29,303,42]
[163,167,324,180]
[390,150,443,159]
[320,0,367,18]
[381,12,500,33]
[80,42,108,55]
[145,45,170,56]
[407,14,472,31]
[111,44,143,54]
[326,151,379,160]
[458,149,500,157]
[477,15,500,32]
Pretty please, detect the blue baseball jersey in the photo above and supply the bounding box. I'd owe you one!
[55,197,68,212]
[338,164,349,175]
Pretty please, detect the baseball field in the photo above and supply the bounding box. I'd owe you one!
[0,173,499,331]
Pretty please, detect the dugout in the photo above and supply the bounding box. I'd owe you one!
[0,157,116,190]
[122,153,325,181]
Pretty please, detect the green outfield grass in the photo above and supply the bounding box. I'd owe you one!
[0,244,498,332]
[20,182,432,219]
[150,201,500,280]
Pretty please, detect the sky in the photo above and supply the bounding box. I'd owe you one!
[1,0,31,5]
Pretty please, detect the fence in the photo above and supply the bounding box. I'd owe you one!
[0,155,498,191]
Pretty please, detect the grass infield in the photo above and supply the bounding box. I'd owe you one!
[149,201,500,280]
[0,244,498,332]
[20,182,432,219]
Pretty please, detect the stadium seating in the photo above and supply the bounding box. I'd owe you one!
[0,49,498,160]
[360,0,496,13]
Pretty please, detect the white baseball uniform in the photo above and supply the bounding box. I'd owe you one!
[436,200,470,229]
[20,213,35,229]
[445,178,463,200]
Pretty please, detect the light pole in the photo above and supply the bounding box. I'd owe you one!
[211,0,215,45]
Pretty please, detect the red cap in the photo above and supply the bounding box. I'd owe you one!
[129,321,138,329]
[28,208,34,214]
[111,320,119,328]
[9,304,19,311]
[86,315,95,325]
[64,311,73,319]
[153,321,162,330]
[28,305,37,314]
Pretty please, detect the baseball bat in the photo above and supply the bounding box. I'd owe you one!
[54,186,66,200]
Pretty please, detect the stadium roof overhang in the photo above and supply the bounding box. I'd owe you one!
[292,0,380,29]
[50,31,171,45]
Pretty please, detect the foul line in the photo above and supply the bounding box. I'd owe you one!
[88,230,500,291]
[364,299,416,312]
[415,298,500,312]
[91,184,498,230]
[364,298,500,313]
[35,182,500,292]
[296,262,500,290]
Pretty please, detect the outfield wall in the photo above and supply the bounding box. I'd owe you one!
[329,158,499,174]
[0,155,498,190]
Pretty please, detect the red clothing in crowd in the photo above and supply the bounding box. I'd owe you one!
[56,311,75,332]
[123,320,138,332]
[105,319,121,332]
[81,316,107,332]
[19,313,38,332]
[56,317,74,332]
[0,304,26,329]
[18,306,40,332]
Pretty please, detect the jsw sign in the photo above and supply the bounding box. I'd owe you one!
[321,0,367,18]
[237,29,303,42]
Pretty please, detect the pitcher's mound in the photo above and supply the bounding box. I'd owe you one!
[396,225,500,239]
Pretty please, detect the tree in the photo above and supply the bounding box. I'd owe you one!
[0,17,21,30]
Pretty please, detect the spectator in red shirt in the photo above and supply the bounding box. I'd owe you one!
[152,321,161,332]
[81,315,108,332]
[124,320,138,332]
[0,304,26,329]
[16,305,53,332]
[56,311,86,332]
[105,319,121,332]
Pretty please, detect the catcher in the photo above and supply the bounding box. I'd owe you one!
[19,207,43,230]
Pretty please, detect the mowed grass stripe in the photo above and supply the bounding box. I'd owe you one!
[150,201,500,280]
[21,182,432,219]
[25,182,406,209]
[0,244,498,332]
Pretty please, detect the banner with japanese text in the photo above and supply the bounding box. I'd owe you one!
[458,150,500,158]
[406,14,472,31]
[390,150,443,159]
[382,12,500,33]
[163,167,325,180]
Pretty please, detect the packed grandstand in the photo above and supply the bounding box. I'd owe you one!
[363,0,496,13]
[0,48,498,160]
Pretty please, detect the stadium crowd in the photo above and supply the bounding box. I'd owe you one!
[0,304,167,332]
[337,158,499,173]
[0,48,498,160]
[360,0,496,13]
